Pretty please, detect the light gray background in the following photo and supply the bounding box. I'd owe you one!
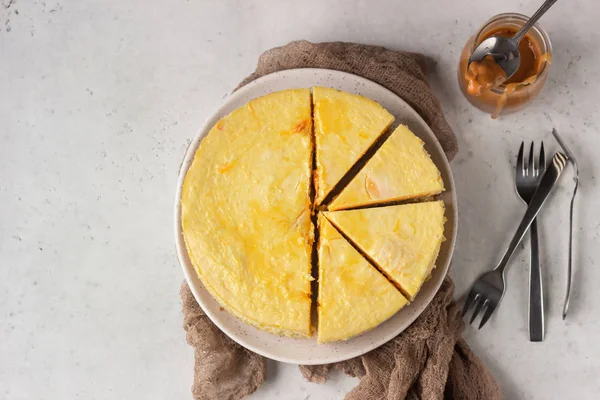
[1,1,597,399]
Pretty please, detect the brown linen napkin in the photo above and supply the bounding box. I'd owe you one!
[181,41,500,400]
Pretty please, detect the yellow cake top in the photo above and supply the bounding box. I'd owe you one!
[313,86,394,204]
[181,87,447,342]
[317,216,408,343]
[181,89,314,337]
[325,201,445,300]
[329,124,444,211]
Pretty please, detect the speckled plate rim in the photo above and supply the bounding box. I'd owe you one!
[174,68,458,365]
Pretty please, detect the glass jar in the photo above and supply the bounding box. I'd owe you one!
[458,13,552,118]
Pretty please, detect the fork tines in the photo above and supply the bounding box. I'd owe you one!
[462,291,495,329]
[461,277,502,330]
[517,141,545,178]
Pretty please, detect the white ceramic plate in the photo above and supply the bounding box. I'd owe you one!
[175,68,457,365]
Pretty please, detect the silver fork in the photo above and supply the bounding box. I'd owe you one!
[462,152,569,329]
[515,142,546,342]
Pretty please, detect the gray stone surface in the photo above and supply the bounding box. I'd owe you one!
[1,1,598,399]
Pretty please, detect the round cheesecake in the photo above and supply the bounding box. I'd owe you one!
[181,88,445,342]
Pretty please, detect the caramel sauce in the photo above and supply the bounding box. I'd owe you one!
[466,55,508,96]
[459,24,550,118]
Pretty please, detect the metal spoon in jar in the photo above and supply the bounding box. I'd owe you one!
[468,0,559,80]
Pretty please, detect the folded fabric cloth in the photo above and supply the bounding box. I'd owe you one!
[181,40,500,400]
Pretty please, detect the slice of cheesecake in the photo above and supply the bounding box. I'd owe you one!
[325,201,445,301]
[317,215,407,343]
[329,124,444,211]
[313,87,394,205]
[181,89,314,337]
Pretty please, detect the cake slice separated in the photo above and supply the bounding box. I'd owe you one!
[329,124,445,211]
[181,89,314,337]
[312,87,394,205]
[317,215,408,343]
[325,201,446,301]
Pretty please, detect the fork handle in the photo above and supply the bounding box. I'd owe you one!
[529,219,544,341]
[496,152,568,273]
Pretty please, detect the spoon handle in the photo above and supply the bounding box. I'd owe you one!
[513,0,559,43]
